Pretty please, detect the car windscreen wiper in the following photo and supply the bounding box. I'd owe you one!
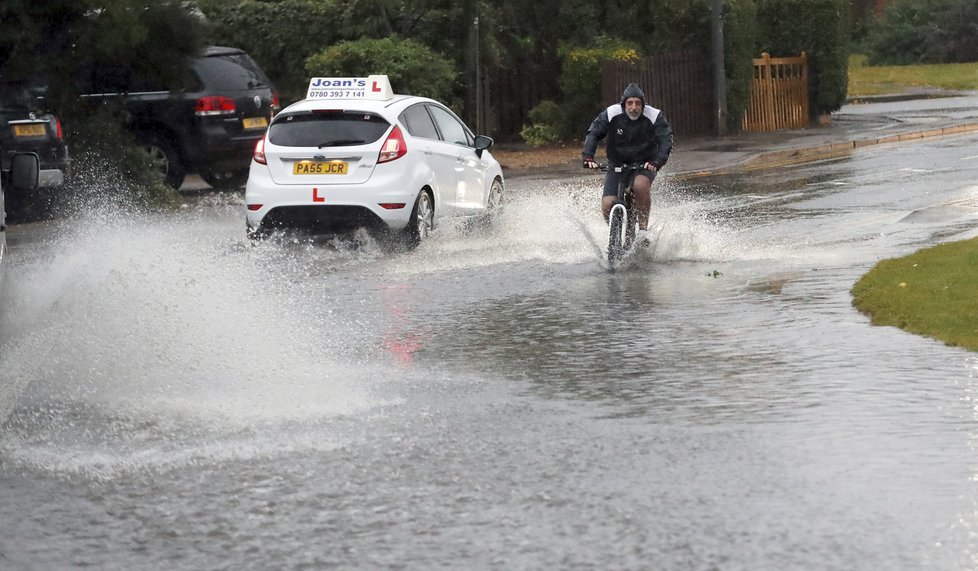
[319,139,366,147]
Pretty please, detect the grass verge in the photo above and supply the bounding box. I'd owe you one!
[848,54,978,97]
[851,237,978,351]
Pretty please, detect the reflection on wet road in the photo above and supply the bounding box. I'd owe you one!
[2,135,978,568]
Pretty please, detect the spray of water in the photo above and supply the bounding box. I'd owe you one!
[0,173,815,477]
[0,203,402,477]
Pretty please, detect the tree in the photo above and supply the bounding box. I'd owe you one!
[0,1,204,114]
[305,37,458,105]
[757,0,850,118]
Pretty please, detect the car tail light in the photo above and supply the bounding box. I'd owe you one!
[271,91,281,114]
[247,204,262,211]
[379,203,406,209]
[253,136,267,165]
[195,96,236,116]
[53,117,63,140]
[378,125,407,163]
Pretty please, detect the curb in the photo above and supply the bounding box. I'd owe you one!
[685,122,978,176]
[845,91,965,105]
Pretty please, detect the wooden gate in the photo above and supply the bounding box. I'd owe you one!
[742,52,809,132]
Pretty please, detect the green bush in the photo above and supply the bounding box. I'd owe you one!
[723,0,759,132]
[519,100,562,146]
[198,0,342,104]
[865,0,978,65]
[305,37,458,106]
[63,106,180,211]
[756,0,850,118]
[559,39,641,139]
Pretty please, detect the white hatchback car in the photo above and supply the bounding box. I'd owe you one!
[245,75,504,246]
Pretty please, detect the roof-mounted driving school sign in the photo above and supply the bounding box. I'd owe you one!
[306,75,394,101]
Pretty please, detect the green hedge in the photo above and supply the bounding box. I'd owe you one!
[305,37,458,106]
[756,0,850,118]
[558,39,641,139]
[865,0,978,65]
[199,0,342,104]
[723,0,759,132]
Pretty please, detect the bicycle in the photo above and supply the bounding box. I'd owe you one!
[599,162,645,271]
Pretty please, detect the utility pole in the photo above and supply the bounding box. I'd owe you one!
[711,0,728,135]
[474,14,482,134]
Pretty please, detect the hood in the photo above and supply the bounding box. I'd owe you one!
[620,83,646,108]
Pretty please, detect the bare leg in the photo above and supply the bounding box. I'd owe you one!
[601,195,618,221]
[632,174,652,230]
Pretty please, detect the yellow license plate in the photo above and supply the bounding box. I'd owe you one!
[293,161,348,175]
[13,123,46,137]
[242,117,268,130]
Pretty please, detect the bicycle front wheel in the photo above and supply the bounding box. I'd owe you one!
[607,203,626,270]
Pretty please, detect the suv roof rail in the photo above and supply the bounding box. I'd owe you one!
[202,46,246,57]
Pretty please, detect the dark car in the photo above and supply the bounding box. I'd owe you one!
[1,151,40,276]
[77,46,278,189]
[0,80,70,218]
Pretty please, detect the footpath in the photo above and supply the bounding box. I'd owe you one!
[494,90,978,180]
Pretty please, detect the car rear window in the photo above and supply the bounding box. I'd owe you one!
[268,112,391,147]
[0,83,33,113]
[192,53,272,91]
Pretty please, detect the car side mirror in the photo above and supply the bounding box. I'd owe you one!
[474,135,494,158]
[11,152,39,191]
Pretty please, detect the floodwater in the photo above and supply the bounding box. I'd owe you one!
[2,135,978,569]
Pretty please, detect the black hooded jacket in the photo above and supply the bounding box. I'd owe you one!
[582,83,673,168]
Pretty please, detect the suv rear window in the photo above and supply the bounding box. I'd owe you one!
[268,112,391,147]
[192,53,272,91]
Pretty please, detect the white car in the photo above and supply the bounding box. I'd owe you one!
[245,75,504,246]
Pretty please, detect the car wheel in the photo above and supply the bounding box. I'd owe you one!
[201,169,249,190]
[485,178,503,225]
[247,223,270,242]
[140,135,185,189]
[403,189,433,249]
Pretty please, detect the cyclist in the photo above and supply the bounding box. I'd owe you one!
[582,83,673,232]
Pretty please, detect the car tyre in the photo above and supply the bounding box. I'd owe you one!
[484,178,503,226]
[247,224,270,243]
[140,134,185,189]
[403,189,433,249]
[201,169,249,190]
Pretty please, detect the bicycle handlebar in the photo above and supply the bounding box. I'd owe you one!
[594,162,647,173]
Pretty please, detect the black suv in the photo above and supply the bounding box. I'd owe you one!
[77,46,278,189]
[0,80,70,218]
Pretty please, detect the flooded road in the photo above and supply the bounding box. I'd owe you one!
[3,134,978,569]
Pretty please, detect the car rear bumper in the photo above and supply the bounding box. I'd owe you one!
[245,164,418,232]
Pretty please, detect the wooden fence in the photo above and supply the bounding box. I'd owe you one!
[601,51,714,137]
[742,52,809,132]
[483,60,559,141]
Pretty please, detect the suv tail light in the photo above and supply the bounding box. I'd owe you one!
[378,125,407,163]
[253,135,267,165]
[195,96,236,116]
[52,117,63,141]
[271,91,281,114]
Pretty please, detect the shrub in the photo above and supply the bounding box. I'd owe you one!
[198,0,341,104]
[865,0,978,65]
[519,100,562,146]
[305,37,458,106]
[756,0,850,118]
[724,0,759,132]
[863,0,946,65]
[63,106,180,212]
[559,39,640,139]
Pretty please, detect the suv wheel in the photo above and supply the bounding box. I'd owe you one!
[201,169,248,190]
[140,135,185,189]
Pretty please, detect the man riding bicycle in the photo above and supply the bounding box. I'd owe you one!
[582,83,673,232]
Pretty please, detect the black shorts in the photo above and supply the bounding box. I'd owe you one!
[602,168,657,197]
